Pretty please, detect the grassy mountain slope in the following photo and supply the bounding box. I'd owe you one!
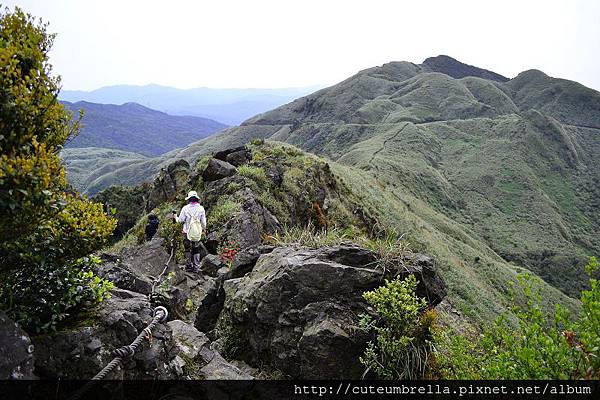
[60,147,149,194]
[62,101,226,156]
[105,140,579,328]
[83,56,599,302]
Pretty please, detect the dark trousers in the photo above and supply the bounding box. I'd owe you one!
[183,237,207,268]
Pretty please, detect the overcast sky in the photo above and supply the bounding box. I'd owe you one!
[5,0,600,91]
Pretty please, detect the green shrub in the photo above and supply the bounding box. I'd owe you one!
[436,256,600,379]
[360,275,436,379]
[0,256,113,333]
[158,213,185,264]
[0,8,116,332]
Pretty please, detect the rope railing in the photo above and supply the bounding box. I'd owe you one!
[68,237,176,400]
[91,306,169,380]
[68,306,168,400]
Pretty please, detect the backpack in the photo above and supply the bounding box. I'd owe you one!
[187,210,203,242]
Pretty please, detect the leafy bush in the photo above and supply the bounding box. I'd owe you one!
[0,256,113,333]
[360,275,436,379]
[436,256,599,379]
[0,8,116,332]
[157,210,185,264]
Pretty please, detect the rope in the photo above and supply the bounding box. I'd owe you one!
[68,306,168,400]
[150,237,175,296]
[69,233,176,400]
[92,306,168,379]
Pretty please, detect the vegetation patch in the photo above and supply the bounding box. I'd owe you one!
[435,257,599,379]
[208,199,242,228]
[360,275,436,379]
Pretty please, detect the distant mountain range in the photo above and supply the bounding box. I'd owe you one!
[62,101,226,156]
[59,85,322,125]
[64,55,600,310]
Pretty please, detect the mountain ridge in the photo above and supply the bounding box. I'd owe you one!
[59,85,323,125]
[62,101,227,157]
[65,57,599,305]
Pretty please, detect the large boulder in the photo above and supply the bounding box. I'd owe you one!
[214,146,252,167]
[194,278,225,334]
[147,159,191,210]
[203,182,281,251]
[33,289,181,379]
[200,254,223,277]
[216,245,446,379]
[95,254,153,295]
[116,237,172,286]
[0,312,35,379]
[168,319,253,380]
[202,158,237,182]
[401,253,447,306]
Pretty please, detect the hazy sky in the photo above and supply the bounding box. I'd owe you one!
[5,0,600,91]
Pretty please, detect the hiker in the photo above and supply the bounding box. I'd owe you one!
[172,190,207,272]
[145,214,160,240]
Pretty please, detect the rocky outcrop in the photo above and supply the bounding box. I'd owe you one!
[147,159,191,210]
[229,245,275,279]
[203,183,281,251]
[168,319,253,380]
[214,146,252,167]
[200,254,223,277]
[202,158,237,182]
[194,280,225,334]
[401,253,447,306]
[33,289,181,379]
[215,245,446,379]
[0,312,35,379]
[95,253,153,295]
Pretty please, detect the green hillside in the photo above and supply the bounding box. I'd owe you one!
[62,101,227,156]
[87,55,599,302]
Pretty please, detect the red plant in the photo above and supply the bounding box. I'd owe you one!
[219,240,240,268]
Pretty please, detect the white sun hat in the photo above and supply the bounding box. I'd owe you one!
[185,190,199,200]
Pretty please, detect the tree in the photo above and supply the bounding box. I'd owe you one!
[0,7,116,332]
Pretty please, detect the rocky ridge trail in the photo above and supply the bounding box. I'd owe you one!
[1,143,446,380]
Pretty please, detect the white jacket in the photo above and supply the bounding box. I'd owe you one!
[176,203,207,234]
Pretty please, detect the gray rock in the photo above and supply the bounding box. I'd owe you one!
[229,246,261,278]
[147,159,191,210]
[158,271,217,323]
[199,348,254,380]
[168,320,209,359]
[214,146,248,163]
[168,319,253,380]
[202,158,237,182]
[202,181,281,251]
[400,253,447,306]
[194,278,225,334]
[225,149,252,167]
[216,245,446,379]
[33,289,180,379]
[95,262,153,295]
[216,267,230,278]
[117,237,172,284]
[200,254,223,277]
[0,311,35,379]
